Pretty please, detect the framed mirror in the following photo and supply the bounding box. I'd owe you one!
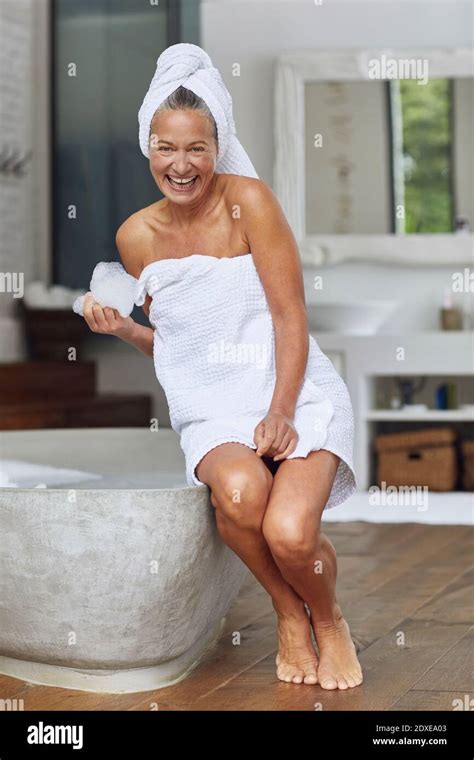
[274,48,474,265]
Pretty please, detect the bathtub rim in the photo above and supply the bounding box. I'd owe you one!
[0,485,209,495]
[0,426,204,493]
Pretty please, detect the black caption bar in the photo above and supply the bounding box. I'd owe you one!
[0,709,471,757]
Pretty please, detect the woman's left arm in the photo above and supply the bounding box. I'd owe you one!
[241,179,309,460]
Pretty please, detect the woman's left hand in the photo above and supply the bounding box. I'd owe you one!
[253,411,299,461]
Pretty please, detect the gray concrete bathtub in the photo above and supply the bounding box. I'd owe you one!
[0,428,248,693]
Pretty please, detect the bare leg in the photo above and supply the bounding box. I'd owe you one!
[196,442,319,684]
[262,450,363,690]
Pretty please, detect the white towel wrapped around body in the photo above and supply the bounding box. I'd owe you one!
[72,255,356,509]
[134,254,357,511]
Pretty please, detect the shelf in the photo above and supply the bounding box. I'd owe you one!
[366,410,474,421]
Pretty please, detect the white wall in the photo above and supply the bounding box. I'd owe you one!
[201,0,474,330]
[0,0,34,290]
[0,0,50,358]
[202,0,473,183]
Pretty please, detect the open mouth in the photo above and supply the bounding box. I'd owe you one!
[166,175,198,191]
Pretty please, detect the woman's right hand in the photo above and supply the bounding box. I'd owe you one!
[83,293,135,340]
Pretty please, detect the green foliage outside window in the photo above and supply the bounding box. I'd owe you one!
[399,78,453,232]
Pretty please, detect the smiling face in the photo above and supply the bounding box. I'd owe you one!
[149,109,218,203]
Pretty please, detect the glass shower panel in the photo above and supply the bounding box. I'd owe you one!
[53,0,169,287]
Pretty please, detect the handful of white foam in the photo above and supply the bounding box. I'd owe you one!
[72,262,138,319]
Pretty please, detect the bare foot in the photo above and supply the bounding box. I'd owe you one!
[275,606,319,685]
[311,605,363,690]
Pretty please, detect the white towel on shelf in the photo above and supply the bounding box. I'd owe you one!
[137,43,259,178]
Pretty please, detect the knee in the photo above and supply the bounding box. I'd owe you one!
[263,511,320,566]
[212,461,273,530]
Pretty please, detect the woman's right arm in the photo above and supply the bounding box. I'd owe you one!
[116,319,154,357]
[82,294,154,357]
[82,215,155,357]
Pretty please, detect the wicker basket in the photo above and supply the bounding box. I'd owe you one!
[374,427,458,491]
[461,440,474,491]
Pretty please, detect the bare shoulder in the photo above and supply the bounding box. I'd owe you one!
[115,204,162,278]
[224,174,280,212]
[219,174,281,226]
[229,177,289,247]
[220,173,269,196]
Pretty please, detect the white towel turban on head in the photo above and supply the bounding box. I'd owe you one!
[138,43,259,178]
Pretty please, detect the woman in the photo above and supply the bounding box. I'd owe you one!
[83,44,362,690]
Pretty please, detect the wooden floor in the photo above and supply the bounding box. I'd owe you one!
[1,521,472,711]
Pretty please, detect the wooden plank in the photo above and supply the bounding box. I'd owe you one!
[345,528,472,643]
[324,521,425,557]
[410,627,474,693]
[390,690,473,711]
[130,612,279,710]
[412,567,474,625]
[183,621,470,711]
[0,675,34,702]
[0,683,152,711]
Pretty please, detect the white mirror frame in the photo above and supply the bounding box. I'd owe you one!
[274,48,474,266]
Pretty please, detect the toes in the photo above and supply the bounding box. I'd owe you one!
[336,675,349,690]
[349,667,363,686]
[277,661,317,685]
[319,666,364,689]
[276,666,288,682]
[277,664,297,683]
[320,677,338,690]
